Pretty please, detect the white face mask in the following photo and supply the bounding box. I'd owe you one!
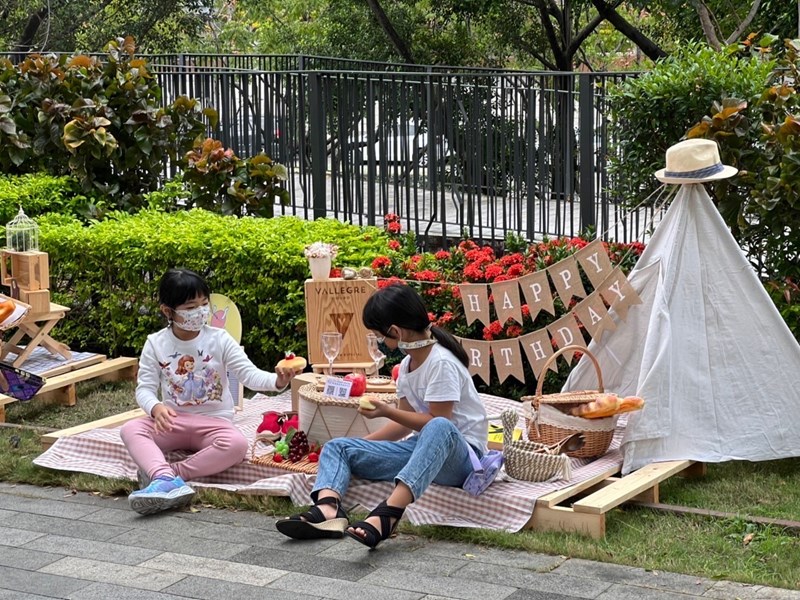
[173,305,210,332]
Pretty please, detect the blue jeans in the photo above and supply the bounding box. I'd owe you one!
[312,417,477,502]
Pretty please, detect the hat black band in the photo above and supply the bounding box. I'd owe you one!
[663,162,724,179]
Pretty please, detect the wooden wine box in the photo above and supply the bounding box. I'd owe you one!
[304,278,378,367]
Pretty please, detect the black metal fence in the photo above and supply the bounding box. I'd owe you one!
[8,52,650,246]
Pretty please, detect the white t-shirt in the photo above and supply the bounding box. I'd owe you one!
[396,343,488,452]
[135,325,280,421]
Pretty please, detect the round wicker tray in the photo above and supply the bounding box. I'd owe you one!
[298,383,398,408]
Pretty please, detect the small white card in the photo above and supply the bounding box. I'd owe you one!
[323,376,352,399]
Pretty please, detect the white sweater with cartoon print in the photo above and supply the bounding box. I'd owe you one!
[135,325,280,421]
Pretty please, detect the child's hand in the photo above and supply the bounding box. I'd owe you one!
[275,365,303,389]
[151,403,176,433]
[358,397,389,419]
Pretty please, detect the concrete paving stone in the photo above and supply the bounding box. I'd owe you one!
[66,582,190,600]
[702,581,766,599]
[268,572,426,600]
[0,589,55,599]
[596,583,703,599]
[164,574,325,600]
[266,535,348,555]
[500,589,587,600]
[0,508,18,522]
[173,505,278,530]
[0,493,103,520]
[0,564,92,597]
[753,587,800,599]
[38,556,187,591]
[138,551,287,586]
[0,525,46,547]
[359,566,519,600]
[0,545,63,570]
[24,534,162,566]
[414,539,565,572]
[230,544,377,581]
[316,539,473,577]
[456,561,611,598]
[0,511,131,541]
[553,559,715,596]
[106,528,253,560]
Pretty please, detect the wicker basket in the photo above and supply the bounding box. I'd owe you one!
[501,410,571,482]
[297,383,397,444]
[522,345,616,459]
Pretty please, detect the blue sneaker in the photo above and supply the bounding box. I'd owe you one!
[129,475,195,515]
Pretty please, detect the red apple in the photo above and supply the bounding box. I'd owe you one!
[391,364,401,381]
[344,372,367,396]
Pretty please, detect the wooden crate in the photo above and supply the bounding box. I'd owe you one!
[1,250,49,291]
[18,289,50,314]
[304,277,378,366]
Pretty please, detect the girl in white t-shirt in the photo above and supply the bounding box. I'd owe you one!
[276,284,488,548]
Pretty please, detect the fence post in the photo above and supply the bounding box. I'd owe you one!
[579,73,596,233]
[308,73,328,220]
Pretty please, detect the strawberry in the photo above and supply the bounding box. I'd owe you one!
[273,453,284,463]
[307,452,319,463]
[284,351,296,359]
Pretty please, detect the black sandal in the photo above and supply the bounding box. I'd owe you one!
[344,500,405,549]
[275,496,349,540]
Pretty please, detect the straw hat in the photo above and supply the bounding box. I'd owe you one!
[655,138,738,184]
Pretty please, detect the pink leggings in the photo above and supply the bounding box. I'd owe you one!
[120,413,248,482]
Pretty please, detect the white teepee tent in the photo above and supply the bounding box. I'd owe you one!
[564,183,800,474]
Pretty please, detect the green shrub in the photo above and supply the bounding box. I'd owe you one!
[0,38,215,209]
[0,173,107,223]
[608,42,774,206]
[37,210,389,365]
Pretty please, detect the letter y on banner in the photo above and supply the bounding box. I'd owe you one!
[598,268,642,321]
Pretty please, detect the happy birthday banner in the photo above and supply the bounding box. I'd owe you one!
[455,240,641,385]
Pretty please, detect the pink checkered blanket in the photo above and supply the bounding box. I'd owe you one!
[34,391,624,532]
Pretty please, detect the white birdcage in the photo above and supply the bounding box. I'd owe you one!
[6,207,39,252]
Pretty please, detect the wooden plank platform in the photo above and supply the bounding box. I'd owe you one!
[40,407,145,450]
[0,356,138,423]
[525,459,697,539]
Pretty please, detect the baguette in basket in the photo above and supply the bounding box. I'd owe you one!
[569,394,644,419]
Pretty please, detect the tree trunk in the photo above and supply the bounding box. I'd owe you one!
[12,7,49,53]
[590,0,667,61]
[364,0,415,63]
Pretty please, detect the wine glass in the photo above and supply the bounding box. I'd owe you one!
[321,331,342,376]
[366,333,384,379]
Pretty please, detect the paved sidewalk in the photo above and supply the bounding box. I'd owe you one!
[0,482,797,600]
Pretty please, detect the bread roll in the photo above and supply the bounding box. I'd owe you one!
[570,393,620,419]
[358,397,376,410]
[616,396,644,414]
[277,352,307,371]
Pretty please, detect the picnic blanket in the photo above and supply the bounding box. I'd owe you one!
[34,391,625,532]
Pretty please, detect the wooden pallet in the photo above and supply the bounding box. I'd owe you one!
[0,356,138,423]
[526,459,705,538]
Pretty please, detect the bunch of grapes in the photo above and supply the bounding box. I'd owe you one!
[273,439,289,460]
[288,430,310,462]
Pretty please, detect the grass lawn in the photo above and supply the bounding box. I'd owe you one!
[1,380,799,591]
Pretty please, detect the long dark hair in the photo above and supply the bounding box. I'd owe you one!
[362,284,468,367]
[158,268,211,309]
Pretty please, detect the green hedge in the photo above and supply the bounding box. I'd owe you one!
[0,173,99,223]
[37,209,389,366]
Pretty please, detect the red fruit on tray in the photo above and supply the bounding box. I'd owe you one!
[391,364,401,381]
[273,453,284,463]
[344,372,367,396]
[307,452,319,463]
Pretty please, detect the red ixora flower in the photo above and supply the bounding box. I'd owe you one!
[482,320,503,341]
[413,269,438,282]
[388,239,401,251]
[484,264,505,281]
[384,213,400,223]
[371,256,391,270]
[386,221,402,234]
[378,276,404,288]
[435,250,451,260]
